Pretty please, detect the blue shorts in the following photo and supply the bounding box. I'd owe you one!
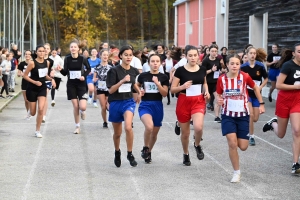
[248,96,260,107]
[46,81,52,90]
[268,68,280,81]
[108,98,136,123]
[221,114,250,140]
[86,76,97,86]
[138,101,164,127]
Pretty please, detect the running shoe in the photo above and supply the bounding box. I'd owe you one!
[206,103,212,109]
[114,150,121,167]
[214,117,221,123]
[249,137,256,146]
[268,95,272,102]
[175,121,180,135]
[262,117,277,132]
[230,172,241,183]
[25,114,32,120]
[127,153,138,167]
[0,94,4,99]
[74,127,80,134]
[145,152,152,164]
[93,102,98,108]
[11,89,15,92]
[7,95,14,98]
[103,122,108,128]
[80,111,86,120]
[194,143,204,160]
[141,146,150,159]
[35,131,43,138]
[51,100,55,107]
[190,120,193,125]
[87,97,92,104]
[183,154,191,166]
[292,163,300,174]
[42,116,46,123]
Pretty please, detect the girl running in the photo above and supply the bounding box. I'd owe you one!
[57,41,91,134]
[106,46,141,167]
[23,45,56,138]
[217,54,265,183]
[137,54,169,163]
[171,45,210,166]
[87,49,101,107]
[241,47,268,146]
[93,49,112,128]
[262,43,300,174]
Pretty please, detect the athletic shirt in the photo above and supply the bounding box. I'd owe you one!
[87,57,101,78]
[240,61,268,98]
[267,52,281,69]
[174,66,206,94]
[18,61,30,86]
[106,64,140,102]
[165,58,173,73]
[201,57,222,84]
[137,72,169,101]
[28,59,48,87]
[94,63,113,91]
[61,55,91,84]
[216,71,255,117]
[280,60,300,85]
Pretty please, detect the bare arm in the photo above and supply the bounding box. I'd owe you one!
[276,73,300,90]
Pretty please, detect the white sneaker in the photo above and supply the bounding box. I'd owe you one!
[42,116,46,123]
[51,100,55,107]
[25,113,32,120]
[88,97,92,104]
[35,131,43,138]
[93,102,98,108]
[80,111,86,120]
[230,172,241,183]
[74,127,80,134]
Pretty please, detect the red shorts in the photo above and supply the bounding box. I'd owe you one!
[176,94,206,123]
[275,90,300,118]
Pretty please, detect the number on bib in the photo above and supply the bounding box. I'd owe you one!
[118,83,132,93]
[144,82,159,93]
[227,99,244,112]
[38,68,48,78]
[98,81,107,89]
[69,71,81,79]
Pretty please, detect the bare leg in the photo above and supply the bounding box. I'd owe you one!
[124,111,134,151]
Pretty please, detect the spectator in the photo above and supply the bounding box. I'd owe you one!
[0,53,13,98]
[8,52,17,92]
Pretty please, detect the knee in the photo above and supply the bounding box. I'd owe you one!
[124,125,133,133]
[181,131,190,140]
[38,107,43,115]
[145,125,153,133]
[292,128,300,138]
[239,145,248,151]
[228,142,238,150]
[80,106,86,111]
[113,132,122,138]
[101,105,106,111]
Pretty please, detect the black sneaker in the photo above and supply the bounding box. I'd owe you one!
[103,122,108,128]
[292,163,300,174]
[190,120,193,125]
[11,89,15,92]
[183,154,191,166]
[114,150,121,167]
[175,121,180,135]
[262,117,277,132]
[214,117,221,123]
[0,94,4,99]
[127,153,138,167]
[268,95,272,102]
[141,146,150,159]
[145,152,152,164]
[194,143,204,160]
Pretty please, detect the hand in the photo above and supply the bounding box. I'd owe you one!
[93,77,98,83]
[17,51,21,55]
[52,79,56,89]
[57,65,63,71]
[259,104,265,114]
[217,96,224,106]
[259,86,263,92]
[122,74,130,83]
[50,70,55,77]
[212,65,217,72]
[274,60,279,63]
[204,91,210,102]
[182,80,192,89]
[135,93,141,104]
[80,76,85,81]
[152,76,159,84]
[140,88,145,96]
[35,81,42,86]
[89,72,93,75]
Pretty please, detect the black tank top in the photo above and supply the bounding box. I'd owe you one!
[30,59,48,84]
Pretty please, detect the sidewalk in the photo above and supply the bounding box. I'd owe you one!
[0,76,22,112]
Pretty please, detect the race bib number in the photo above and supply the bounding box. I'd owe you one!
[144,82,159,93]
[247,80,261,90]
[69,71,81,79]
[213,71,220,79]
[186,84,202,96]
[98,81,107,89]
[38,68,48,78]
[273,56,281,61]
[227,99,244,112]
[118,83,132,93]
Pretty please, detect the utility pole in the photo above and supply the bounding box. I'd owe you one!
[165,0,169,48]
[33,0,37,49]
[8,0,10,46]
[140,1,144,48]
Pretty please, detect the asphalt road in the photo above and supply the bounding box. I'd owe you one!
[0,77,299,200]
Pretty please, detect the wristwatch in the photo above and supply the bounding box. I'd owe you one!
[259,102,265,105]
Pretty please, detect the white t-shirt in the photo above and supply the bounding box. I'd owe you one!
[120,56,142,70]
[165,58,173,73]
[49,55,64,78]
[0,60,12,75]
[142,62,164,74]
[174,57,187,69]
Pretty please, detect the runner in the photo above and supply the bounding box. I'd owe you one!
[23,45,56,138]
[17,50,32,118]
[106,45,141,167]
[87,49,101,108]
[170,45,210,166]
[93,48,112,128]
[137,54,169,163]
[216,54,265,182]
[262,43,300,174]
[241,47,268,146]
[57,41,91,134]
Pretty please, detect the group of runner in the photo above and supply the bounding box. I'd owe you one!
[17,40,300,183]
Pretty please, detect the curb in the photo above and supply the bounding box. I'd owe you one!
[0,91,22,112]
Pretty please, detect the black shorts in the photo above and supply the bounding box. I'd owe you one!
[26,84,47,102]
[21,78,28,91]
[53,77,62,90]
[207,83,216,94]
[67,82,88,100]
[97,90,109,96]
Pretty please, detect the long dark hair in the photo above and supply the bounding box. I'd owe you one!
[276,48,293,68]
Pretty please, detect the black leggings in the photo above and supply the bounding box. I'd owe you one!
[0,75,9,95]
[51,77,61,100]
[165,72,171,103]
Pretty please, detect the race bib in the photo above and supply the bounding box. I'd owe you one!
[69,71,81,79]
[38,68,48,78]
[118,83,132,93]
[247,80,261,90]
[186,84,202,96]
[91,68,95,73]
[294,81,300,85]
[273,56,281,61]
[227,99,244,112]
[213,71,220,79]
[98,81,107,89]
[144,82,159,93]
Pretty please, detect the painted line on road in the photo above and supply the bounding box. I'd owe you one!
[255,135,293,156]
